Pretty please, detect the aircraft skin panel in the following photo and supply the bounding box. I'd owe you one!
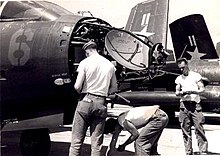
[189,60,220,83]
[169,14,219,60]
[0,19,71,121]
[0,21,49,98]
[2,113,64,132]
[1,1,113,128]
[0,11,82,123]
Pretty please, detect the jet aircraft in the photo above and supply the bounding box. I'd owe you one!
[0,0,220,156]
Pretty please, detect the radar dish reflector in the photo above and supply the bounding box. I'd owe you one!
[105,29,150,70]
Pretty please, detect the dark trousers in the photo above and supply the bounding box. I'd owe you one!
[179,101,208,154]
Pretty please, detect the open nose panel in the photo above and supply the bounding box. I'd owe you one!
[105,29,151,70]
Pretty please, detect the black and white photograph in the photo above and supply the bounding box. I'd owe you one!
[1,0,220,155]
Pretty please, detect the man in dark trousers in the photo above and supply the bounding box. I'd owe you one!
[175,58,208,155]
[69,40,117,156]
[104,105,169,156]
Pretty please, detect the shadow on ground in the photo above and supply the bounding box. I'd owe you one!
[49,142,134,156]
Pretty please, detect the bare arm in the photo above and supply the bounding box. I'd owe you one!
[108,72,118,95]
[175,84,184,96]
[176,80,204,96]
[107,126,121,156]
[117,120,139,152]
[74,71,85,93]
[191,80,205,94]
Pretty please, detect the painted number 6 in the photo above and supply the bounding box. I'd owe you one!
[8,28,34,66]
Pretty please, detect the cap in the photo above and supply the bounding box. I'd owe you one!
[82,40,97,51]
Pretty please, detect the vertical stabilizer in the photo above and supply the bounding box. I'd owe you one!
[169,14,218,60]
[125,0,169,45]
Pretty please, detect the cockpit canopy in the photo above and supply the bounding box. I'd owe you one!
[0,1,73,21]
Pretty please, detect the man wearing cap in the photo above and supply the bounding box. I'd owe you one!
[175,58,208,155]
[69,40,117,156]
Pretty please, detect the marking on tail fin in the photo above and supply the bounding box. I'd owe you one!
[141,13,151,26]
[188,35,196,46]
[170,14,218,60]
[132,12,154,38]
[186,35,206,60]
[133,25,154,39]
[187,47,206,60]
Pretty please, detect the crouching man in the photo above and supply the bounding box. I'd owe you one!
[104,105,169,156]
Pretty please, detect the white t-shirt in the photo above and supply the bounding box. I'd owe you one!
[77,53,116,97]
[175,71,202,103]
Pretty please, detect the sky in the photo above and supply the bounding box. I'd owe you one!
[47,0,144,28]
[47,0,220,49]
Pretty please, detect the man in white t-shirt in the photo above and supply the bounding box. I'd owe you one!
[104,105,168,156]
[175,58,208,155]
[69,40,117,156]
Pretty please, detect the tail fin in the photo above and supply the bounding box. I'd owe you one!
[125,0,175,65]
[125,0,169,45]
[169,14,219,60]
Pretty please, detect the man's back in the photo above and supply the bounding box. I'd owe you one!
[78,53,115,96]
[118,106,159,129]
